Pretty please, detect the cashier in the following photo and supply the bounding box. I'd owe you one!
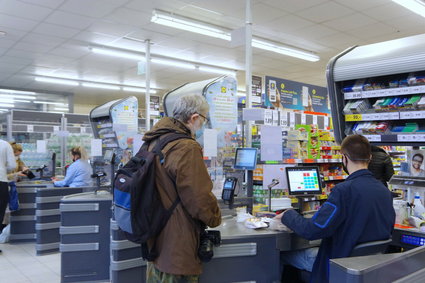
[7,142,31,182]
[53,147,92,187]
[275,135,395,283]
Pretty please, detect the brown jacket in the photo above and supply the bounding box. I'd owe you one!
[143,117,221,275]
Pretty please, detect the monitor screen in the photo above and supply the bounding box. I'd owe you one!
[104,150,114,163]
[285,166,322,196]
[234,148,258,170]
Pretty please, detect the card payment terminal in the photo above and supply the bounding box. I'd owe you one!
[222,177,237,204]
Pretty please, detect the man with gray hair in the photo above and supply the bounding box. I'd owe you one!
[142,94,221,283]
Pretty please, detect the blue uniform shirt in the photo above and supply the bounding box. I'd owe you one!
[282,169,395,283]
[54,159,92,188]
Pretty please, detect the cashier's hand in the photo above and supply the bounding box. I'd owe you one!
[51,177,57,181]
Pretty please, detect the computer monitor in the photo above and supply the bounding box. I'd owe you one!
[285,166,322,196]
[104,150,114,163]
[234,148,258,170]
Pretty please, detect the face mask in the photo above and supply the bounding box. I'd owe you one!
[15,156,19,160]
[342,155,349,175]
[195,123,206,140]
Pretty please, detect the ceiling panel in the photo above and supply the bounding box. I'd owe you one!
[0,0,53,21]
[361,3,413,21]
[45,10,96,29]
[33,23,81,38]
[333,0,390,11]
[59,0,126,18]
[0,13,38,31]
[296,2,354,23]
[322,13,378,32]
[18,0,66,9]
[264,0,329,13]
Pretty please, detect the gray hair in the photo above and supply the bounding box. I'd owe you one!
[172,95,209,123]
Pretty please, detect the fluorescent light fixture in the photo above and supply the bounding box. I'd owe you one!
[237,92,246,97]
[198,66,236,75]
[12,99,31,103]
[122,87,157,94]
[82,82,120,90]
[0,94,36,100]
[0,109,7,112]
[0,89,36,95]
[252,39,320,62]
[152,10,231,40]
[54,107,69,111]
[151,10,320,62]
[392,0,425,17]
[90,47,145,61]
[0,103,14,108]
[33,101,68,106]
[35,77,79,86]
[0,98,14,103]
[151,58,196,69]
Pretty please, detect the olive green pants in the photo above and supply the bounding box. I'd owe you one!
[146,262,199,283]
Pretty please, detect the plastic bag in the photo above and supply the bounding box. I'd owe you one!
[0,224,10,243]
[8,182,19,211]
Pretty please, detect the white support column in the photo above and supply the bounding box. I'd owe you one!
[145,39,151,131]
[245,0,253,147]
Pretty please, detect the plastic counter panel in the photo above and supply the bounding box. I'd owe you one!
[10,182,53,242]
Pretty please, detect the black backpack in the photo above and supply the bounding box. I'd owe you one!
[113,132,191,260]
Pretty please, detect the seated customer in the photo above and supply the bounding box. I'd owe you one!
[53,147,92,187]
[275,135,395,283]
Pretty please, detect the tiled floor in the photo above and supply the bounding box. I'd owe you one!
[0,242,60,283]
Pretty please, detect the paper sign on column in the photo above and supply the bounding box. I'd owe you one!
[203,129,217,157]
[80,127,86,134]
[36,140,47,153]
[53,126,60,132]
[263,164,295,190]
[260,125,282,161]
[27,125,34,132]
[132,134,144,157]
[272,110,279,126]
[91,139,103,156]
[324,116,329,128]
[312,115,318,125]
[264,109,273,125]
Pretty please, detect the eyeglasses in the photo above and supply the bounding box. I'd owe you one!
[197,113,210,125]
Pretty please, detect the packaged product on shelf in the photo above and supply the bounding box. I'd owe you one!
[389,97,401,109]
[373,98,386,110]
[343,101,354,114]
[399,78,409,87]
[388,80,399,88]
[375,122,390,134]
[404,95,421,109]
[417,95,425,109]
[396,97,409,108]
[408,74,425,86]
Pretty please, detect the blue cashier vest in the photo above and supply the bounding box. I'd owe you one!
[281,169,395,283]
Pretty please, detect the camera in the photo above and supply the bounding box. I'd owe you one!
[198,229,221,262]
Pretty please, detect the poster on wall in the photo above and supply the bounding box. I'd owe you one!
[264,76,329,114]
[252,75,262,104]
[406,150,425,177]
[150,96,160,116]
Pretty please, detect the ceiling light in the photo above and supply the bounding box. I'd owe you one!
[0,89,36,95]
[392,0,425,18]
[54,107,69,111]
[0,94,36,100]
[33,101,68,106]
[90,47,145,61]
[13,99,31,103]
[82,82,120,90]
[35,77,79,86]
[237,92,246,97]
[252,39,320,62]
[0,98,14,103]
[198,65,236,75]
[151,10,320,62]
[122,87,157,94]
[151,58,196,69]
[0,103,14,108]
[152,10,231,40]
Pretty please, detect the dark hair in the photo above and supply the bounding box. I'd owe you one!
[341,134,371,164]
[413,153,424,162]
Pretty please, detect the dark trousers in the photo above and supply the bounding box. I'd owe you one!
[0,182,9,227]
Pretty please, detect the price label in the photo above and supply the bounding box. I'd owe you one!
[400,112,412,119]
[279,111,288,127]
[413,111,424,119]
[53,126,60,132]
[353,92,362,99]
[413,87,421,94]
[344,93,354,100]
[272,110,279,126]
[397,135,410,142]
[289,112,295,127]
[81,127,86,133]
[345,114,362,121]
[364,135,381,142]
[301,114,306,124]
[389,112,399,120]
[264,109,273,125]
[417,135,425,142]
[420,85,425,92]
[27,125,34,132]
[402,87,411,94]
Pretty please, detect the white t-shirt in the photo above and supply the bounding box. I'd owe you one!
[0,140,17,182]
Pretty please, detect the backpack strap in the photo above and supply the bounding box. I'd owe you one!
[153,133,193,164]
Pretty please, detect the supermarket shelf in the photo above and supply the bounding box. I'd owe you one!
[344,85,425,100]
[345,110,425,122]
[363,134,425,143]
[283,158,342,164]
[388,151,406,154]
[323,175,348,181]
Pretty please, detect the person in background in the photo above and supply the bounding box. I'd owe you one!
[143,95,221,283]
[52,147,92,187]
[368,145,395,187]
[274,135,395,283]
[7,142,30,182]
[0,139,16,237]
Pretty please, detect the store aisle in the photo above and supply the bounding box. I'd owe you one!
[0,242,60,283]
